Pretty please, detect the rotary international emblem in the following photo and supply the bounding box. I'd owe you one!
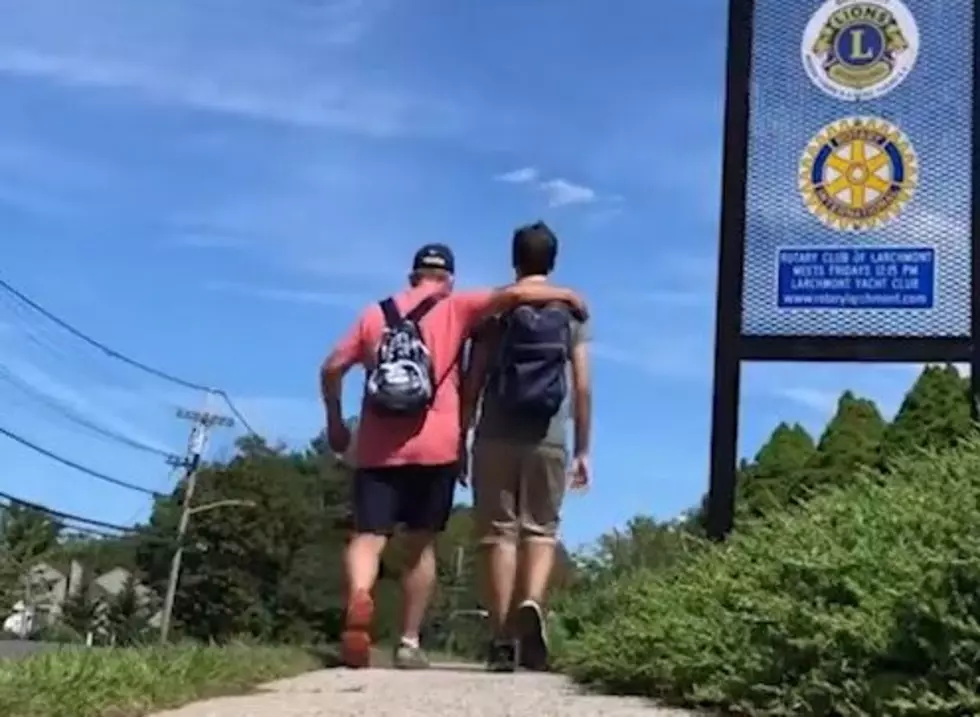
[802,0,919,101]
[799,116,917,231]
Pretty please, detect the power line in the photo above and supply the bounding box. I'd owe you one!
[0,500,178,547]
[0,364,178,460]
[0,276,212,392]
[0,276,258,435]
[0,423,164,498]
[0,491,137,534]
[217,393,258,436]
[0,293,155,396]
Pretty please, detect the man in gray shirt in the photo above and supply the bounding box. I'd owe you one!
[461,221,592,672]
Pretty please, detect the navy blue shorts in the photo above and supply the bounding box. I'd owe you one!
[352,463,457,535]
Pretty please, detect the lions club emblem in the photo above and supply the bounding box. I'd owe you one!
[802,0,919,101]
[799,117,917,231]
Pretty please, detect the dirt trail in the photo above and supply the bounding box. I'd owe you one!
[149,665,696,717]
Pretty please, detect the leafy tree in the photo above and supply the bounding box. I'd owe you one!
[799,391,886,498]
[880,364,974,463]
[0,505,63,615]
[134,435,352,643]
[0,505,62,563]
[737,422,816,519]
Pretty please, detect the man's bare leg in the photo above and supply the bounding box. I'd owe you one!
[399,532,439,652]
[481,539,519,636]
[519,538,557,605]
[479,537,519,671]
[514,537,557,671]
[342,533,387,668]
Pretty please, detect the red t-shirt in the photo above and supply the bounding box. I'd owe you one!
[331,284,492,468]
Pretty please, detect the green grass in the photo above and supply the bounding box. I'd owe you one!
[0,643,323,717]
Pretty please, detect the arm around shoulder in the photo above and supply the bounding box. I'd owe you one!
[454,284,588,329]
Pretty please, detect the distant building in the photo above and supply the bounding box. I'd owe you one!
[2,560,161,636]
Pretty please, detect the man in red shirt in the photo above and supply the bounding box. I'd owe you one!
[320,243,587,669]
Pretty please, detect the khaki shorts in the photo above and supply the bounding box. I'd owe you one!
[471,440,567,544]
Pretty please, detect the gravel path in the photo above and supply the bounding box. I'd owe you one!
[149,665,696,717]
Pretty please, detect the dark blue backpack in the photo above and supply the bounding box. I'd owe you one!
[491,304,572,418]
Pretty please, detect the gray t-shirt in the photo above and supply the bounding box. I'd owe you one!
[472,313,589,449]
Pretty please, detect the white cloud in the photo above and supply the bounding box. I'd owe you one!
[0,1,466,140]
[748,363,923,421]
[172,233,246,250]
[616,290,710,309]
[539,178,597,208]
[221,394,324,445]
[0,356,177,455]
[0,48,460,139]
[592,337,710,382]
[774,386,841,413]
[205,281,367,310]
[495,167,600,209]
[496,167,539,184]
[607,254,716,310]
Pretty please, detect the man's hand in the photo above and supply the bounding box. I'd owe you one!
[560,289,589,322]
[568,453,590,492]
[327,417,352,455]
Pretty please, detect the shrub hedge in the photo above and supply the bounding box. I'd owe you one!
[557,441,980,716]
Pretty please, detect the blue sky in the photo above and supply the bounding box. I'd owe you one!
[0,0,948,550]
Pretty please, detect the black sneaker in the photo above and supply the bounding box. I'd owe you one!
[486,638,517,672]
[515,600,549,671]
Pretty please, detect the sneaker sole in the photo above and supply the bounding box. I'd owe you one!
[394,657,431,670]
[516,603,549,671]
[488,663,517,673]
[341,629,371,669]
[341,591,374,669]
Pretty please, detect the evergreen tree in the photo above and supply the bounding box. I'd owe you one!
[104,577,151,646]
[60,575,101,638]
[880,364,974,463]
[737,422,816,519]
[800,391,886,498]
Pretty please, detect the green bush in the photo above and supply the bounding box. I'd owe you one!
[558,440,980,716]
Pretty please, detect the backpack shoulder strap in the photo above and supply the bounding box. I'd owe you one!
[379,298,401,327]
[405,292,445,323]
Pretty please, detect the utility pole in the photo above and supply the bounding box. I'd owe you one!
[158,398,236,644]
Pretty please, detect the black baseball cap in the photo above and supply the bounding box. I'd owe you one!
[412,243,455,274]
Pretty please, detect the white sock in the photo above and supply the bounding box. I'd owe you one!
[400,635,419,649]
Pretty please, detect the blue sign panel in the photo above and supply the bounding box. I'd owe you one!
[777,247,935,310]
[741,0,973,337]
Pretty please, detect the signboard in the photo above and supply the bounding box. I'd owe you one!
[706,0,979,540]
[740,0,973,338]
[776,246,935,310]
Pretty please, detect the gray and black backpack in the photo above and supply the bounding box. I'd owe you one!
[365,294,444,416]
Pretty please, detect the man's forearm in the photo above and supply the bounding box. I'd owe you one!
[320,362,344,421]
[489,282,576,315]
[573,389,592,456]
